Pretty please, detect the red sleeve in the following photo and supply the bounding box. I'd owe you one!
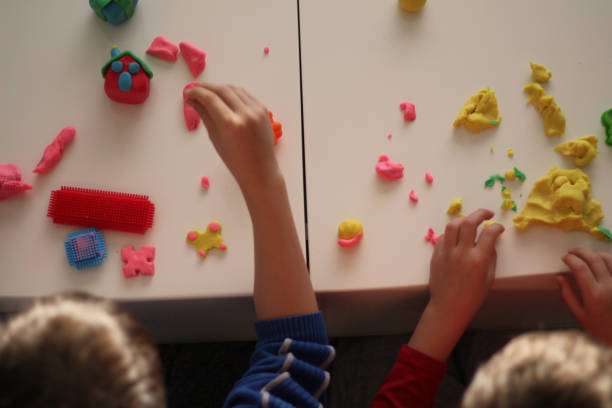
[370,345,447,408]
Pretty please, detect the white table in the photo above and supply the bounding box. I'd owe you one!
[0,0,305,340]
[300,0,612,335]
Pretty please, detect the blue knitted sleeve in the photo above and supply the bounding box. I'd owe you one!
[223,312,335,408]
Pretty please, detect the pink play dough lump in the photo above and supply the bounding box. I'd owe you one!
[375,155,404,181]
[33,126,76,174]
[183,81,201,131]
[146,36,179,62]
[0,164,32,201]
[180,42,206,77]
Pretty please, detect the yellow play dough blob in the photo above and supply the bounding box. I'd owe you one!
[513,166,606,239]
[483,220,501,228]
[505,169,516,181]
[524,82,565,136]
[529,61,552,83]
[507,148,514,158]
[453,88,501,133]
[398,0,426,12]
[447,198,463,215]
[554,135,599,167]
[338,219,363,239]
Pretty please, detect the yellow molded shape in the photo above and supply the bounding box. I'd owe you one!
[530,61,552,83]
[524,83,565,136]
[447,198,463,215]
[554,135,598,167]
[453,88,501,133]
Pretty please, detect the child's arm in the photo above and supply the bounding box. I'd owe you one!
[186,84,333,408]
[557,248,612,346]
[371,209,504,408]
[186,83,317,320]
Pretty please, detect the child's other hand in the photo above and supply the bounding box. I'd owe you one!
[429,209,505,326]
[557,248,612,345]
[185,83,281,197]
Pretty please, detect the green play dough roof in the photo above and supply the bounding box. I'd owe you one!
[101,50,153,78]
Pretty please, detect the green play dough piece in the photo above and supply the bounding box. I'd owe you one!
[597,226,612,241]
[513,167,526,181]
[484,173,506,188]
[601,109,612,146]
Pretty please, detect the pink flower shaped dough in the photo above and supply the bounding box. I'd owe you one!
[0,164,32,201]
[33,126,76,174]
[376,155,404,181]
[146,36,179,62]
[180,42,206,77]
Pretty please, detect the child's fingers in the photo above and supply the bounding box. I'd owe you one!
[556,275,586,323]
[599,252,612,276]
[186,86,234,128]
[568,248,610,283]
[562,253,597,296]
[197,83,245,113]
[443,220,461,249]
[230,85,252,107]
[186,100,215,133]
[239,86,266,110]
[475,223,504,253]
[457,209,494,248]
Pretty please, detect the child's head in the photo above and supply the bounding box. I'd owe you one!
[0,291,165,408]
[463,330,612,408]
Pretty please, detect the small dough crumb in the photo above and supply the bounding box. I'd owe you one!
[264,46,270,54]
[507,148,514,158]
[409,190,419,203]
[201,176,210,189]
[425,172,434,184]
[501,186,517,212]
[483,220,500,228]
[447,198,463,215]
[524,82,565,136]
[338,219,363,248]
[529,61,552,83]
[513,166,606,240]
[387,134,392,140]
[554,135,599,167]
[490,145,495,153]
[399,101,416,122]
[453,88,501,133]
[601,109,612,146]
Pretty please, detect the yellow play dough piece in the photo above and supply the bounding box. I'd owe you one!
[398,0,426,12]
[447,198,463,215]
[483,220,500,228]
[505,169,516,181]
[186,221,227,258]
[453,88,501,133]
[337,219,363,239]
[513,166,606,239]
[554,135,599,167]
[507,148,514,158]
[529,61,552,83]
[524,82,565,136]
[490,146,495,153]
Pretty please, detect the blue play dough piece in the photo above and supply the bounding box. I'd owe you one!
[64,228,108,270]
[111,60,123,73]
[118,72,132,91]
[90,0,139,26]
[128,62,140,74]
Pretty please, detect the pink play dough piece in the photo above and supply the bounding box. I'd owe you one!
[0,164,32,201]
[409,190,419,203]
[425,172,434,184]
[424,227,441,246]
[387,134,392,140]
[121,245,156,278]
[208,222,220,232]
[183,82,201,131]
[399,101,416,122]
[146,36,179,62]
[33,126,76,174]
[187,231,198,241]
[219,243,227,250]
[179,42,206,77]
[338,231,363,248]
[201,176,210,189]
[264,47,270,54]
[198,249,207,257]
[375,155,404,181]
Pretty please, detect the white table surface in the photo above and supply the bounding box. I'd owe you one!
[0,0,305,301]
[300,0,612,293]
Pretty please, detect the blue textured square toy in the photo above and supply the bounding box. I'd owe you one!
[64,228,108,270]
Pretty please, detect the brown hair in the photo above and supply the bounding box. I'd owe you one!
[462,330,612,408]
[0,291,165,408]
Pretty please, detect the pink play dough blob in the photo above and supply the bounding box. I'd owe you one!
[375,155,404,181]
[33,126,76,174]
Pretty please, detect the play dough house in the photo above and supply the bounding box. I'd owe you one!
[101,47,153,104]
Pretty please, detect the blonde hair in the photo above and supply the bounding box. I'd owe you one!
[463,330,612,408]
[0,291,165,408]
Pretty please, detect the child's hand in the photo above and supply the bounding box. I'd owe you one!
[429,209,505,325]
[557,248,612,345]
[185,83,281,197]
[409,209,504,361]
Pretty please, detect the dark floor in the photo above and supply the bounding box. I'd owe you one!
[159,330,527,408]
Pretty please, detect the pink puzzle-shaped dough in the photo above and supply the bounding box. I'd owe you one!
[180,42,206,77]
[146,36,179,62]
[409,190,419,203]
[33,126,76,174]
[183,82,201,131]
[0,164,32,201]
[399,101,416,122]
[121,245,156,278]
[424,227,441,246]
[201,176,210,189]
[376,155,404,181]
[425,172,434,184]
